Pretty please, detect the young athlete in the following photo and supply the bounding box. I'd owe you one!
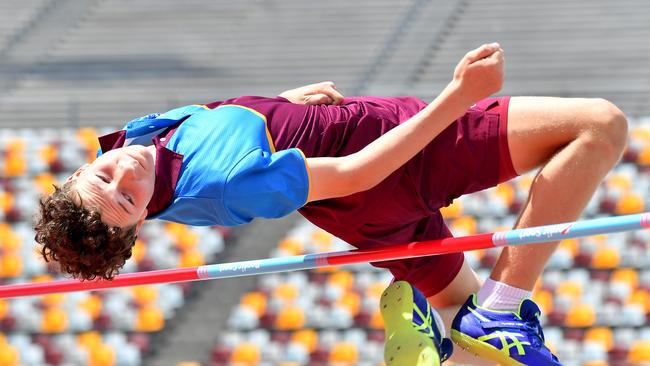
[35,43,627,365]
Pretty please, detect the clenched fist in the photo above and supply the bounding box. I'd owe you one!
[450,43,505,107]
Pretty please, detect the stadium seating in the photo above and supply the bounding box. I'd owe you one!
[0,128,225,365]
[201,118,650,365]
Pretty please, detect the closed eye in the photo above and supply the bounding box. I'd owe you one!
[96,174,110,183]
[123,193,134,205]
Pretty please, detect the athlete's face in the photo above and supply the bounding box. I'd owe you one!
[69,145,157,229]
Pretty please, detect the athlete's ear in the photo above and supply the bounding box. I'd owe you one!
[66,164,90,183]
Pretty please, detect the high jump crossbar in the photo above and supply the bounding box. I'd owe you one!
[1,212,649,298]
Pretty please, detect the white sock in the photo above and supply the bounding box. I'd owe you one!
[431,308,446,338]
[476,278,532,311]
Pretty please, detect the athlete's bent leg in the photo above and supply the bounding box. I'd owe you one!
[493,96,627,290]
[451,96,627,365]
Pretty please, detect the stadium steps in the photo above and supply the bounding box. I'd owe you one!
[0,0,412,128]
[143,213,301,366]
[408,0,650,115]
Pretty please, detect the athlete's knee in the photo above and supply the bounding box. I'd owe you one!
[581,98,628,161]
[593,98,627,150]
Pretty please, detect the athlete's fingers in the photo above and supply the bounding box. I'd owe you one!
[472,48,504,68]
[313,81,344,105]
[464,42,501,64]
[304,93,333,105]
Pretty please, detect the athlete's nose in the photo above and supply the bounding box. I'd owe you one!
[115,159,137,183]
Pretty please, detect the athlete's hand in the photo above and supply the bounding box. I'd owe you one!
[450,43,504,106]
[279,81,344,105]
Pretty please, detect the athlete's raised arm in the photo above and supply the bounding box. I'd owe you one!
[306,43,504,202]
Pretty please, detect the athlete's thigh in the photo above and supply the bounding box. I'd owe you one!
[507,96,608,175]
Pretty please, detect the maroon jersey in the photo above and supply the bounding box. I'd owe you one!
[208,95,515,296]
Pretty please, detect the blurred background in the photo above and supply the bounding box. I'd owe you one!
[0,0,649,365]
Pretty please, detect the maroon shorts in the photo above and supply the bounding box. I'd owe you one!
[210,95,517,297]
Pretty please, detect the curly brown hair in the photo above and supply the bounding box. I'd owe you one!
[34,182,137,280]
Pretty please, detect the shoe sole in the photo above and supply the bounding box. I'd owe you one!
[380,281,440,366]
[451,329,526,366]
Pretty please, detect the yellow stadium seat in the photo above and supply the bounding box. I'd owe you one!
[176,362,201,366]
[278,238,304,255]
[0,227,21,251]
[591,247,620,269]
[273,283,299,303]
[41,307,68,333]
[34,173,58,195]
[583,362,608,366]
[311,229,334,250]
[230,343,260,365]
[532,289,554,315]
[629,340,650,364]
[328,271,354,292]
[440,200,463,219]
[0,254,23,278]
[131,239,147,263]
[240,292,267,317]
[179,250,204,267]
[0,223,9,242]
[612,268,639,289]
[176,230,199,251]
[606,173,632,192]
[33,274,54,282]
[337,291,361,316]
[584,327,614,351]
[78,331,102,350]
[89,344,115,366]
[291,329,318,353]
[0,193,13,214]
[616,192,644,215]
[314,265,339,273]
[329,342,359,364]
[4,155,27,177]
[556,281,582,303]
[132,286,158,306]
[369,309,385,330]
[591,235,608,246]
[564,303,596,327]
[164,222,186,238]
[559,239,579,258]
[76,128,101,162]
[366,282,387,299]
[628,289,650,313]
[41,293,66,307]
[631,126,650,142]
[6,139,25,154]
[0,299,8,319]
[38,144,58,165]
[136,306,165,332]
[638,146,650,166]
[0,343,19,366]
[516,175,534,194]
[494,182,515,206]
[275,305,305,330]
[450,216,477,235]
[79,295,103,320]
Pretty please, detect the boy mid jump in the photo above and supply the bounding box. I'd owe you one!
[35,43,627,365]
